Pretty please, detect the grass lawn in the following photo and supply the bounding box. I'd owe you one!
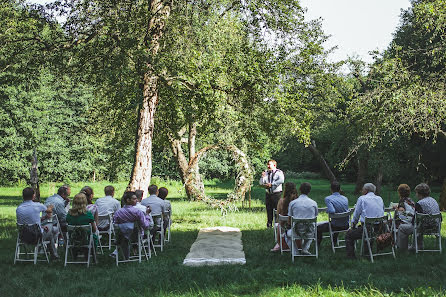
[0,178,445,297]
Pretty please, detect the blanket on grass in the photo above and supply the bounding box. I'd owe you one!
[183,226,246,266]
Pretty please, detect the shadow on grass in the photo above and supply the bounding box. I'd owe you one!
[1,226,446,297]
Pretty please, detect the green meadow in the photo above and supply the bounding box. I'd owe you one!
[0,178,444,297]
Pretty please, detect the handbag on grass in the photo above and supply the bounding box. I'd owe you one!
[376,232,393,250]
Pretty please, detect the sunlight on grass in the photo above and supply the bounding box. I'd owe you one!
[1,178,445,297]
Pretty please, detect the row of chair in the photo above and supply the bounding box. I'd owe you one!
[273,208,442,263]
[14,210,172,267]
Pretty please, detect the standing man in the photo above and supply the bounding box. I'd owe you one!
[259,160,284,228]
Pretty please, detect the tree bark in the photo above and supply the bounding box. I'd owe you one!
[170,127,189,184]
[128,0,171,197]
[188,122,205,193]
[439,177,446,211]
[307,141,337,183]
[354,153,369,195]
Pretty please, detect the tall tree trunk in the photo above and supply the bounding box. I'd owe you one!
[188,122,204,193]
[170,127,189,184]
[354,153,369,195]
[128,0,171,197]
[439,177,446,211]
[307,141,337,183]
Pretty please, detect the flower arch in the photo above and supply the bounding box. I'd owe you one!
[184,144,253,215]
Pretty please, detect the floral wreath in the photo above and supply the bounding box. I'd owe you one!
[184,144,253,215]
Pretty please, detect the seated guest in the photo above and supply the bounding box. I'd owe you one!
[141,185,166,234]
[45,185,71,232]
[113,191,153,259]
[345,183,384,259]
[158,187,171,232]
[81,186,98,226]
[317,182,349,246]
[134,189,154,230]
[66,193,98,258]
[17,187,58,258]
[95,185,121,230]
[398,183,440,250]
[287,182,318,255]
[394,184,415,250]
[270,182,298,252]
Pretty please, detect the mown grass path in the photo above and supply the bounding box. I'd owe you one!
[0,178,444,296]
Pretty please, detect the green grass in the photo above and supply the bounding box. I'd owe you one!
[0,178,445,297]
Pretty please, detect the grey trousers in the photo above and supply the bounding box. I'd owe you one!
[397,223,423,250]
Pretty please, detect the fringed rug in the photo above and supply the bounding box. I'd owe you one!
[183,226,246,266]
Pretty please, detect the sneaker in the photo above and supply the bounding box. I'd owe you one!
[109,249,118,258]
[301,250,311,255]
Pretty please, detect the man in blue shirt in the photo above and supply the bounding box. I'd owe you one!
[345,183,384,259]
[317,182,349,246]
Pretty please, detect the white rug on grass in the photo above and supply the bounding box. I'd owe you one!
[183,226,246,266]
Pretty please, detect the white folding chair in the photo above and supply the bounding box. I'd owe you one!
[98,213,115,249]
[14,224,50,264]
[273,209,278,242]
[278,214,290,254]
[64,224,97,267]
[290,217,318,262]
[360,215,395,263]
[152,214,164,252]
[413,212,442,253]
[328,210,352,253]
[113,223,150,266]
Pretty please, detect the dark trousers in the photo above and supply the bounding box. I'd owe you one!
[317,222,349,246]
[345,224,381,257]
[345,226,363,257]
[265,192,281,226]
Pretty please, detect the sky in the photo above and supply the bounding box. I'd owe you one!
[299,0,412,63]
[29,0,412,64]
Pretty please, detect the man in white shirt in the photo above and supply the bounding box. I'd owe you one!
[141,185,166,237]
[345,183,384,259]
[95,185,121,230]
[17,187,58,258]
[287,182,318,255]
[259,160,285,228]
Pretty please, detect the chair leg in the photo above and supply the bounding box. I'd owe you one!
[34,244,38,265]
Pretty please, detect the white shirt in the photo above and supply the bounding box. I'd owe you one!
[95,196,121,216]
[352,192,384,224]
[95,196,121,229]
[288,194,318,219]
[135,202,155,229]
[259,169,284,193]
[16,200,47,227]
[141,194,166,215]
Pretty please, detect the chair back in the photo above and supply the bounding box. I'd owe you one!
[328,210,352,229]
[67,225,92,246]
[414,212,441,234]
[17,223,41,245]
[291,217,317,236]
